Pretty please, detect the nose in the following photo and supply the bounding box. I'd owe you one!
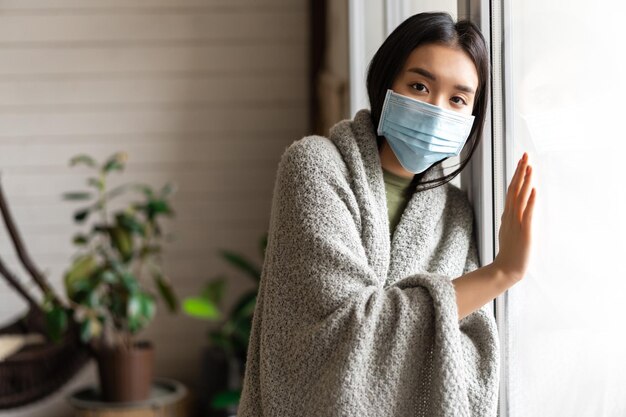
[426,94,448,109]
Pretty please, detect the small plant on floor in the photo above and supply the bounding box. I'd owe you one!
[183,234,266,411]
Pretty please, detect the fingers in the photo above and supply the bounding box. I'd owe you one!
[503,159,521,219]
[511,153,529,201]
[522,187,536,230]
[516,164,533,222]
[504,153,529,221]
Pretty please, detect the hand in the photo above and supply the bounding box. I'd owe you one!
[493,152,537,283]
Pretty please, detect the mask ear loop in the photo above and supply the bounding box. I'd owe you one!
[456,119,476,154]
[377,89,394,136]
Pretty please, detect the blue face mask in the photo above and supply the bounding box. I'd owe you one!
[376,89,475,174]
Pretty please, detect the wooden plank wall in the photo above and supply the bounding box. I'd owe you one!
[0,0,309,415]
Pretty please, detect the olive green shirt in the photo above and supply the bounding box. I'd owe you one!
[382,167,413,237]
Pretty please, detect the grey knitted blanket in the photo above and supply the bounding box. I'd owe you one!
[238,109,500,417]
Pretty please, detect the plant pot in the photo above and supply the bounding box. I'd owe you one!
[95,340,154,402]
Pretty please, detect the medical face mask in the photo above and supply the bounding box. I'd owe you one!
[376,89,475,174]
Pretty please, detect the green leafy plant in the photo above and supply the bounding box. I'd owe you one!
[183,234,267,410]
[47,152,179,350]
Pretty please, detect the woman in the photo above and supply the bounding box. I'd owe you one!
[238,12,535,417]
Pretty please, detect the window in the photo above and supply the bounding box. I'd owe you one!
[505,0,626,415]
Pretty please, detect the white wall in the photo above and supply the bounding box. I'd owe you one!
[0,0,309,415]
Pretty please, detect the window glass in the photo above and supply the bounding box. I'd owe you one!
[508,2,626,415]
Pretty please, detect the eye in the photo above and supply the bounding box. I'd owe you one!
[451,96,468,106]
[410,83,428,93]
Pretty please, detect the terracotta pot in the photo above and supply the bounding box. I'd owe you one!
[95,340,154,402]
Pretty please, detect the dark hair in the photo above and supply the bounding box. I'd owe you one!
[366,12,489,196]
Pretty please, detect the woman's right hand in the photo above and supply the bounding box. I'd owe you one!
[493,152,537,283]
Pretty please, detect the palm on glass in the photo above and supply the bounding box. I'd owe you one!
[493,152,537,282]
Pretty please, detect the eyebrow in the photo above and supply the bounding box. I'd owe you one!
[407,67,476,95]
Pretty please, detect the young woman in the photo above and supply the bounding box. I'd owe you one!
[238,12,535,417]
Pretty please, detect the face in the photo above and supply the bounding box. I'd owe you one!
[391,42,479,115]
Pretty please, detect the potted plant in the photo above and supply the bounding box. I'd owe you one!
[183,234,266,415]
[55,151,179,402]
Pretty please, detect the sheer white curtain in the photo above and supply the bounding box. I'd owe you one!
[508,1,626,415]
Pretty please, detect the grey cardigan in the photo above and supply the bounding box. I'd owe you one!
[237,109,500,417]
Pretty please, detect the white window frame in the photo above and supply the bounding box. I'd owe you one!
[461,1,515,414]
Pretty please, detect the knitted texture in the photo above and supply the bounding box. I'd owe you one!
[237,109,500,417]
